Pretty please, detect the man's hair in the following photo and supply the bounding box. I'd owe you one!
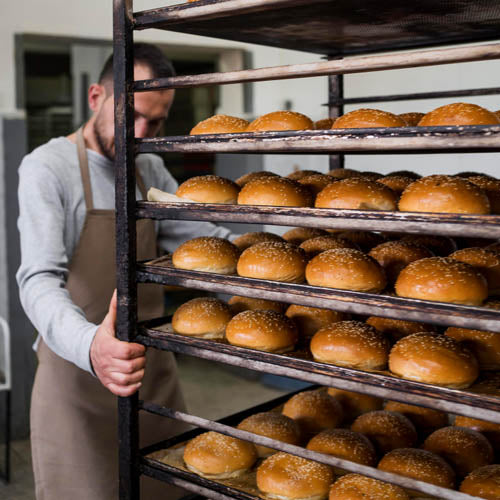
[98,42,176,86]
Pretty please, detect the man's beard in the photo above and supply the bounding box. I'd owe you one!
[93,116,115,161]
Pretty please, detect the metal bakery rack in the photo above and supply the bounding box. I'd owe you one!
[113,0,500,498]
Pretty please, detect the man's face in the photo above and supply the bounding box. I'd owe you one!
[91,64,175,161]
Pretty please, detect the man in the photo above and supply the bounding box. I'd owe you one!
[17,43,232,499]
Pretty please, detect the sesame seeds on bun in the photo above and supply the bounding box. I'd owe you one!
[298,173,336,197]
[399,234,457,256]
[326,388,383,421]
[329,474,410,500]
[366,316,438,344]
[228,295,286,315]
[235,170,279,187]
[460,464,500,498]
[247,111,313,132]
[176,175,240,204]
[398,112,425,127]
[418,102,500,126]
[299,235,359,260]
[332,109,407,128]
[190,114,250,135]
[376,175,415,196]
[285,304,348,338]
[287,169,322,181]
[232,231,285,251]
[282,227,330,245]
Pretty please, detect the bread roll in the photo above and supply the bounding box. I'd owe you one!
[418,102,500,126]
[298,173,336,197]
[399,175,490,214]
[369,240,434,284]
[285,304,347,338]
[237,412,301,457]
[306,248,387,293]
[228,295,286,315]
[237,241,307,283]
[190,114,249,134]
[225,310,298,353]
[329,474,410,500]
[310,321,390,370]
[472,372,500,396]
[351,410,417,454]
[183,431,257,479]
[287,169,322,180]
[326,388,383,421]
[389,332,479,388]
[282,390,343,437]
[460,464,500,499]
[487,241,500,255]
[247,111,313,132]
[282,227,329,245]
[328,168,365,179]
[172,237,240,274]
[468,175,500,214]
[376,175,415,196]
[235,170,279,187]
[394,257,488,306]
[314,118,335,130]
[238,176,313,207]
[423,426,493,478]
[172,297,232,339]
[378,448,456,489]
[176,175,240,203]
[332,109,407,128]
[315,178,398,211]
[399,112,425,127]
[232,231,284,251]
[366,316,438,344]
[399,234,457,256]
[256,452,334,500]
[386,170,421,179]
[454,415,500,455]
[336,231,387,252]
[299,235,359,259]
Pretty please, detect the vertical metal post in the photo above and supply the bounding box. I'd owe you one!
[113,0,140,499]
[328,63,344,171]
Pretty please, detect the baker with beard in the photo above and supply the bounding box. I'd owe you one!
[16,43,233,500]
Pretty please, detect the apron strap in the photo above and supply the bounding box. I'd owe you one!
[76,127,94,211]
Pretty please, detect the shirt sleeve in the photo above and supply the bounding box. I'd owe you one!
[16,158,97,374]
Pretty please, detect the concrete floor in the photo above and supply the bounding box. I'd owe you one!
[0,355,288,500]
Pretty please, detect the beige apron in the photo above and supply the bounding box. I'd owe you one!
[30,128,186,499]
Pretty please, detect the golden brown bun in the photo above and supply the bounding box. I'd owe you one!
[383,401,448,437]
[225,310,298,353]
[314,118,335,130]
[418,102,500,126]
[237,412,301,457]
[310,321,390,370]
[237,241,307,283]
[332,109,407,128]
[282,227,330,245]
[388,332,479,388]
[172,297,232,339]
[378,448,456,489]
[369,240,434,284]
[467,175,500,214]
[336,231,387,252]
[287,169,322,181]
[327,168,365,179]
[299,235,360,259]
[376,175,416,196]
[326,388,383,421]
[399,112,425,127]
[183,431,257,478]
[395,257,488,305]
[351,410,417,455]
[190,114,250,135]
[232,231,285,251]
[361,171,384,181]
[315,178,398,211]
[247,111,313,132]
[399,234,457,257]
[455,171,496,179]
[228,295,286,315]
[282,390,343,437]
[238,176,313,207]
[460,464,500,499]
[257,452,334,500]
[487,241,500,255]
[307,429,377,468]
[235,170,279,187]
[298,174,336,197]
[172,237,240,274]
[454,416,500,455]
[470,372,500,396]
[285,304,348,338]
[399,175,491,214]
[423,426,494,478]
[306,248,387,293]
[329,474,410,500]
[176,175,240,203]
[366,316,438,344]
[386,170,421,179]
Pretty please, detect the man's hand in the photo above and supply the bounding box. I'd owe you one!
[90,290,146,396]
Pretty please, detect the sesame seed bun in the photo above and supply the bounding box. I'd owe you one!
[399,234,457,257]
[326,388,383,421]
[418,103,500,126]
[183,431,257,479]
[235,170,279,187]
[306,248,387,293]
[287,170,322,181]
[376,175,416,196]
[398,112,425,127]
[172,237,240,274]
[327,168,366,179]
[399,175,490,214]
[366,316,438,344]
[299,235,360,260]
[176,175,240,204]
[237,241,307,283]
[237,412,301,457]
[247,111,313,132]
[285,304,348,338]
[423,426,494,478]
[329,474,410,500]
[351,411,417,455]
[386,170,421,179]
[225,310,298,353]
[315,178,398,211]
[190,114,250,135]
[394,257,488,306]
[314,118,335,130]
[336,231,388,252]
[332,109,407,128]
[454,416,500,455]
[232,231,285,251]
[467,175,500,214]
[282,227,330,245]
[172,297,232,339]
[388,332,479,389]
[460,464,500,499]
[298,174,336,197]
[310,321,390,370]
[228,295,286,315]
[256,452,334,500]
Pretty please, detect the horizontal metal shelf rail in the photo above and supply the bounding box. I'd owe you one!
[136,202,500,239]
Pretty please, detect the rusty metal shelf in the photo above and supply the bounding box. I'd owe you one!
[133,0,500,57]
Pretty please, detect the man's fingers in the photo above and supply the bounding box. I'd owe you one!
[108,369,145,386]
[102,290,118,333]
[106,382,142,397]
[111,356,147,374]
[112,340,146,360]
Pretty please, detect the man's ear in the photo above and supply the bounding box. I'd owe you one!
[88,83,108,112]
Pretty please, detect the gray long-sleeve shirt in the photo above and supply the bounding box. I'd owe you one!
[17,137,232,374]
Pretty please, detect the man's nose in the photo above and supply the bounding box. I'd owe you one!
[135,117,149,138]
